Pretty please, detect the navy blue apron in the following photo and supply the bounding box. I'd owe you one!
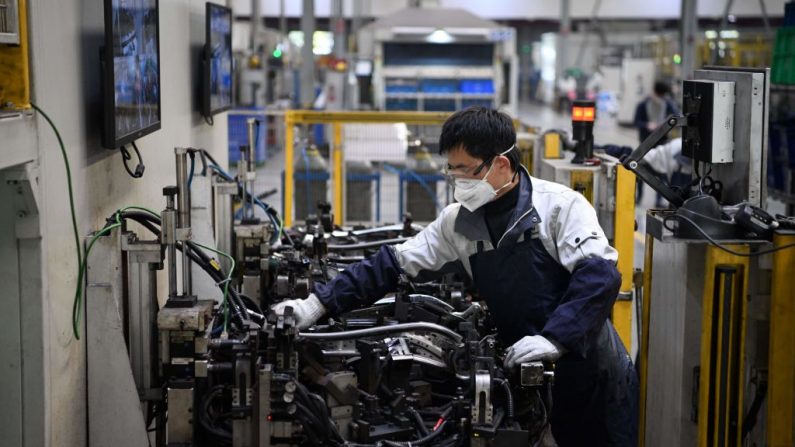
[469,230,638,446]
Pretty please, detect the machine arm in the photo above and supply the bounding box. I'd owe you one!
[621,115,689,208]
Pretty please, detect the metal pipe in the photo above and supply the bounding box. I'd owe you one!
[332,0,345,59]
[327,237,409,251]
[175,148,191,228]
[279,0,286,38]
[246,118,257,219]
[250,0,262,51]
[452,303,483,320]
[213,179,236,272]
[680,0,698,79]
[299,0,316,108]
[351,223,424,236]
[557,0,570,82]
[164,192,178,298]
[175,147,192,296]
[298,322,463,344]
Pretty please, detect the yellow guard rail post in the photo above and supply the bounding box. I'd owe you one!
[612,166,636,351]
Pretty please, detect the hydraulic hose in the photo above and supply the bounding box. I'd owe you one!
[383,419,450,446]
[298,322,463,344]
[408,407,429,437]
[494,378,514,422]
[119,212,249,327]
[326,237,409,251]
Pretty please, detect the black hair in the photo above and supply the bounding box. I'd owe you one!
[653,81,670,97]
[438,107,519,171]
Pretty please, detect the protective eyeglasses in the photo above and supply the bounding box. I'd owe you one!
[441,157,494,180]
[441,144,516,180]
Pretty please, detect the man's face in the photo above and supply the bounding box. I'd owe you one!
[445,146,513,191]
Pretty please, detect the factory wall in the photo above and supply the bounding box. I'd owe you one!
[5,1,229,445]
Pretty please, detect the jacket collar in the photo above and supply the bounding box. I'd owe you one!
[454,166,541,246]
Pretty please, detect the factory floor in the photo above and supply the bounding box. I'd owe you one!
[253,102,654,269]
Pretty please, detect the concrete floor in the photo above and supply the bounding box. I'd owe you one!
[253,102,656,268]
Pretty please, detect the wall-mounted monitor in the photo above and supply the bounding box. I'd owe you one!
[102,0,161,149]
[202,2,233,117]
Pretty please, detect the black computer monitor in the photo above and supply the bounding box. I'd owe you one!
[102,0,161,149]
[202,2,233,117]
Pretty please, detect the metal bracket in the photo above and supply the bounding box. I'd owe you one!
[472,370,494,425]
[2,163,40,239]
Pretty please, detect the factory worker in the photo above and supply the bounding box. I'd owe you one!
[272,107,638,446]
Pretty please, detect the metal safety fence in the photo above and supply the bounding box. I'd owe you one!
[278,110,540,228]
[226,110,538,228]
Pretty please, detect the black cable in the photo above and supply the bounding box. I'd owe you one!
[199,386,233,440]
[198,149,209,175]
[664,214,795,257]
[120,141,145,178]
[494,378,514,422]
[295,402,326,433]
[200,148,222,168]
[117,212,249,328]
[238,293,263,315]
[408,407,430,437]
[203,151,291,246]
[298,383,344,443]
[742,378,768,439]
[382,420,449,447]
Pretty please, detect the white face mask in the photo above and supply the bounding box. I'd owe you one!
[453,145,515,212]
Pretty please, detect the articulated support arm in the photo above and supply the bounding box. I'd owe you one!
[621,115,689,208]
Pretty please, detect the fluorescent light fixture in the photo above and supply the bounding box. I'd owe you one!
[427,29,454,44]
[392,26,435,35]
[450,27,491,36]
[705,30,718,39]
[719,30,739,39]
[287,30,334,55]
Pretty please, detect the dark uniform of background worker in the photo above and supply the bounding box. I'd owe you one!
[272,107,639,446]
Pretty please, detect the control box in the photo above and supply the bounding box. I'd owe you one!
[682,79,735,163]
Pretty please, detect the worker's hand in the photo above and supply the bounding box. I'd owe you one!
[504,335,566,368]
[270,293,326,330]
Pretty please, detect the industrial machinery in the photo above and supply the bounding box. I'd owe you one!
[84,120,554,447]
[357,7,518,116]
[621,66,795,447]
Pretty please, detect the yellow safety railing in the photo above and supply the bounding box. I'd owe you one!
[612,166,636,351]
[283,110,452,227]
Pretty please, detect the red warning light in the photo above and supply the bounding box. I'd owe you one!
[572,106,595,122]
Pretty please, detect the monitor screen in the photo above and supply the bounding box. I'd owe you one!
[103,0,161,149]
[204,2,233,116]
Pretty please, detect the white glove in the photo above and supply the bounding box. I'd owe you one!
[504,335,566,368]
[270,293,326,330]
